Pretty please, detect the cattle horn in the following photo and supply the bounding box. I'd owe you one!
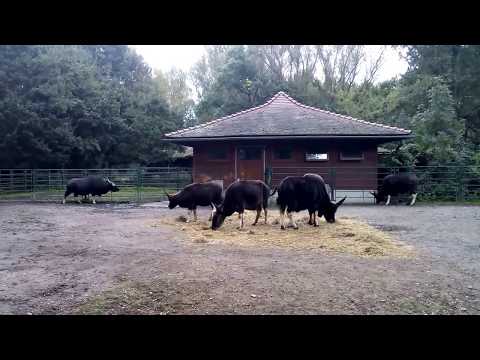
[335,196,347,207]
[163,189,171,199]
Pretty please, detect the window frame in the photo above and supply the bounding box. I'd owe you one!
[237,146,263,161]
[339,149,365,161]
[273,146,293,160]
[206,146,229,161]
[305,151,329,162]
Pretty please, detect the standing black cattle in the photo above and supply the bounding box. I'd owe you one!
[371,173,418,206]
[165,182,223,222]
[211,180,273,230]
[276,173,346,229]
[63,176,119,204]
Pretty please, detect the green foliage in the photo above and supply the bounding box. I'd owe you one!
[412,78,465,165]
[2,45,480,170]
[0,45,183,169]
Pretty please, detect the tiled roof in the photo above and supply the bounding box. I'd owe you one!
[165,92,412,139]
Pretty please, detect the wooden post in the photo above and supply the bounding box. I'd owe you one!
[32,170,36,201]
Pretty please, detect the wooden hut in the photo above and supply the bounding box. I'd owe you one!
[164,92,412,197]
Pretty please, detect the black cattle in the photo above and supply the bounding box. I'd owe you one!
[371,173,418,206]
[63,176,119,204]
[211,180,273,230]
[165,182,223,222]
[276,173,346,229]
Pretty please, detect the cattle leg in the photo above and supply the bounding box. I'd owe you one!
[253,208,261,225]
[313,212,319,227]
[185,210,192,223]
[63,190,71,204]
[91,196,96,204]
[264,208,268,224]
[385,195,391,206]
[308,212,313,225]
[287,211,298,230]
[409,193,417,206]
[74,194,81,204]
[238,212,244,230]
[209,205,214,221]
[193,208,198,222]
[280,207,286,230]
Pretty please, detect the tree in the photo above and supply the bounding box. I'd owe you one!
[0,45,183,169]
[154,68,195,128]
[412,78,465,165]
[405,45,480,145]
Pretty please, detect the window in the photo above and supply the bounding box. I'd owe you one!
[238,147,262,160]
[274,147,292,160]
[305,152,329,162]
[207,147,227,160]
[340,149,364,160]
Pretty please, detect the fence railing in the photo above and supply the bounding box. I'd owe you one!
[0,167,192,203]
[1,166,479,203]
[270,165,480,203]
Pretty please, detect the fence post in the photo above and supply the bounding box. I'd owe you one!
[329,168,336,201]
[456,166,465,201]
[32,169,36,201]
[136,168,142,203]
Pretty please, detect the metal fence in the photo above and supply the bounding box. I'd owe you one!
[0,167,192,203]
[1,165,479,203]
[271,165,480,203]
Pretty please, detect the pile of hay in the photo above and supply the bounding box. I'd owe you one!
[152,211,414,258]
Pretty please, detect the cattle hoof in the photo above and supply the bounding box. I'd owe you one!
[252,223,257,226]
[314,224,319,227]
[294,227,299,230]
[281,226,286,230]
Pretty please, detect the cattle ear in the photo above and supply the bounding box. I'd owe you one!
[335,196,347,208]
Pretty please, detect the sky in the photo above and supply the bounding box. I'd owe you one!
[130,45,409,96]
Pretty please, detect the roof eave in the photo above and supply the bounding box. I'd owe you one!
[162,134,414,143]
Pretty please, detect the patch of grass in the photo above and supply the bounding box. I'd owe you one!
[0,186,180,202]
[75,281,174,315]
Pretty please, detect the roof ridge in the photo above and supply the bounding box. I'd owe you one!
[165,92,283,137]
[279,92,411,134]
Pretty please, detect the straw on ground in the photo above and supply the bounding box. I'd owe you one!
[152,211,414,258]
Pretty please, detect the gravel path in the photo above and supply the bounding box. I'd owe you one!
[0,202,479,314]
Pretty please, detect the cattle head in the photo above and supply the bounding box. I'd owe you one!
[370,191,386,204]
[323,196,346,223]
[211,203,226,230]
[164,189,178,209]
[106,178,120,192]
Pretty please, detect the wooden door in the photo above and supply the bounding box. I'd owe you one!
[236,146,264,181]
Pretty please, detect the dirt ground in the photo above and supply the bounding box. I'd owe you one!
[1,202,479,315]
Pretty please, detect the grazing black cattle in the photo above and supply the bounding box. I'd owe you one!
[371,173,418,206]
[211,180,273,230]
[276,173,346,229]
[165,182,223,222]
[63,176,119,204]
